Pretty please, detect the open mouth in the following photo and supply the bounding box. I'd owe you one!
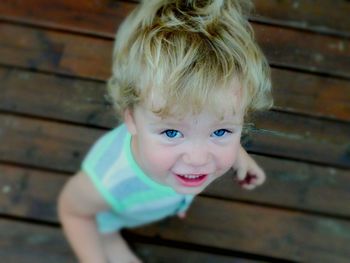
[175,173,208,187]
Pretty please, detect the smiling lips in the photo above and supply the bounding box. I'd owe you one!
[175,173,209,187]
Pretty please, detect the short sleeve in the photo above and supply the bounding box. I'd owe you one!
[81,127,122,177]
[81,125,126,212]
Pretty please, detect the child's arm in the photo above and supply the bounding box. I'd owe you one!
[58,171,109,263]
[234,145,266,190]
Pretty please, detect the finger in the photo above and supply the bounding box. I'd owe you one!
[240,182,257,190]
[256,171,266,185]
[250,167,266,185]
[239,173,265,190]
[238,173,256,184]
[235,166,247,181]
[247,161,266,185]
[177,212,186,219]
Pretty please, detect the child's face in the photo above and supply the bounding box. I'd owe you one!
[124,95,244,195]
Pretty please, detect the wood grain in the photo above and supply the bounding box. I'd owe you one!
[1,147,349,219]
[0,1,349,262]
[1,171,350,262]
[136,197,350,262]
[271,69,350,121]
[0,20,349,79]
[0,219,76,263]
[252,0,350,37]
[0,0,348,37]
[1,108,349,170]
[0,23,112,80]
[0,219,263,263]
[1,67,349,123]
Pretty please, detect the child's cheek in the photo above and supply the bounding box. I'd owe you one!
[218,144,240,170]
[144,143,176,171]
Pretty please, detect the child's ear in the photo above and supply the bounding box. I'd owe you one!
[123,108,137,135]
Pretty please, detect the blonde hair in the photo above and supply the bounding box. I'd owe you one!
[108,0,273,120]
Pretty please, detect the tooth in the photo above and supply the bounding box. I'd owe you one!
[184,175,200,179]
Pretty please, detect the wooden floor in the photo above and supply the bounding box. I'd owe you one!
[0,0,349,262]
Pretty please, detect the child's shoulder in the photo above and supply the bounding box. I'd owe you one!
[90,124,127,153]
[81,124,129,179]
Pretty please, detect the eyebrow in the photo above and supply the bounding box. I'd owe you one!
[145,110,243,127]
[218,121,243,126]
[148,119,243,129]
[148,120,188,128]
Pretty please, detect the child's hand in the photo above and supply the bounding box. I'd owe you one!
[177,211,186,219]
[234,145,266,190]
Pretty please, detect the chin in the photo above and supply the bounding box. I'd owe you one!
[172,184,206,195]
[174,189,201,195]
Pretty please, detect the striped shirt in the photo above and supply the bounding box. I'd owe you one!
[82,125,194,233]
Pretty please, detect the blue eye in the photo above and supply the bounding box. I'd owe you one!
[211,129,231,137]
[162,129,182,138]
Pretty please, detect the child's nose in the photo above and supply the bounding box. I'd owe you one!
[182,143,210,167]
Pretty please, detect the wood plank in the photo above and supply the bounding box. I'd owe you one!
[0,67,117,127]
[244,111,350,168]
[207,155,350,218]
[0,20,349,80]
[0,219,263,263]
[0,220,75,263]
[0,164,64,222]
[252,0,350,37]
[133,242,266,263]
[0,0,348,38]
[0,114,104,172]
[0,0,136,37]
[1,109,349,170]
[1,174,350,262]
[271,68,350,121]
[0,22,112,80]
[1,145,350,220]
[1,66,349,125]
[254,23,350,78]
[135,197,350,262]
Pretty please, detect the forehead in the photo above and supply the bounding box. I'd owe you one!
[139,92,244,125]
[141,79,244,121]
[135,103,244,129]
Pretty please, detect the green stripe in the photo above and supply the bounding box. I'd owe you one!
[82,126,125,212]
[82,127,121,171]
[85,168,124,212]
[121,187,175,208]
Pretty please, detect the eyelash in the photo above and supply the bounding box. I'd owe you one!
[211,129,232,138]
[161,129,183,139]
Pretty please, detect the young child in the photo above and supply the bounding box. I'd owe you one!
[58,0,273,262]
